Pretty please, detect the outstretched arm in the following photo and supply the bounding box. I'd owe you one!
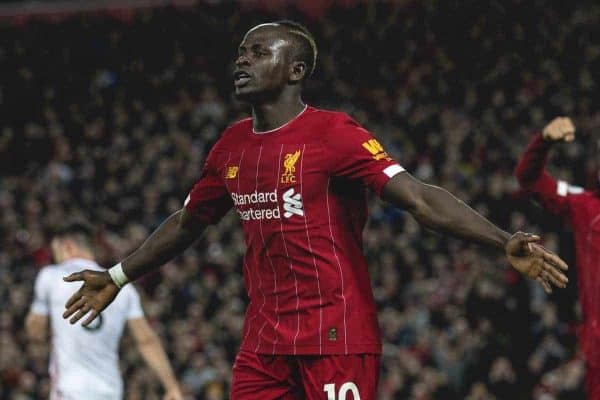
[120,208,205,281]
[128,318,183,400]
[381,172,568,292]
[382,173,509,249]
[63,209,206,326]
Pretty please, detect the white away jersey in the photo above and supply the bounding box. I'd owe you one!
[30,258,144,400]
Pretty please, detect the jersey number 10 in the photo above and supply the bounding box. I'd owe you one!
[323,382,361,400]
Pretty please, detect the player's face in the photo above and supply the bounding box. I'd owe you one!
[233,25,293,103]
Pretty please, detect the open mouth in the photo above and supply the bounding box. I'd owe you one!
[234,70,251,87]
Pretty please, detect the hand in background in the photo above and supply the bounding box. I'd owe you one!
[542,117,575,142]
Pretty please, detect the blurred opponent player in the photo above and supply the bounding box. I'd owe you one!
[515,117,600,399]
[25,222,183,400]
[62,21,568,399]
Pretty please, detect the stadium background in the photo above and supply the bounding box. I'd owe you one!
[1,0,599,398]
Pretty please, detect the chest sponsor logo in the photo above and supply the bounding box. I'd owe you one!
[225,166,239,179]
[282,188,304,218]
[362,139,391,161]
[230,187,304,221]
[281,150,301,184]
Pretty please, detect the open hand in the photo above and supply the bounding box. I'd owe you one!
[62,270,120,326]
[542,117,575,142]
[505,232,568,293]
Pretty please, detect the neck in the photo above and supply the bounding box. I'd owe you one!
[62,250,95,263]
[252,92,306,133]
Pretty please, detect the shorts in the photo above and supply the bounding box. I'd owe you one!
[587,363,600,400]
[230,350,380,400]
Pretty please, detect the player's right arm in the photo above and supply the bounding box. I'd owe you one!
[63,145,233,326]
[62,209,205,325]
[514,117,577,217]
[26,269,50,342]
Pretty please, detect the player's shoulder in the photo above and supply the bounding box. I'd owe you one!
[306,107,356,127]
[35,264,60,282]
[60,258,103,272]
[308,108,371,147]
[217,117,253,143]
[304,107,365,143]
[203,117,252,155]
[38,259,103,284]
[35,262,79,288]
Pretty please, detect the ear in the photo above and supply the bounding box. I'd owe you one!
[289,61,307,84]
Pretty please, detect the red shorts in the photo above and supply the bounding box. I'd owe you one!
[230,350,381,400]
[587,363,600,400]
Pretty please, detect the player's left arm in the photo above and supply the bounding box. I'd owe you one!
[128,317,183,400]
[382,173,510,249]
[381,172,568,293]
[327,114,568,292]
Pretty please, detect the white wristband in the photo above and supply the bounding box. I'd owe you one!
[108,262,129,288]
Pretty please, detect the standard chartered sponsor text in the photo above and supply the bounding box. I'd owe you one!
[238,207,281,220]
[231,189,304,221]
[231,190,278,206]
[232,189,280,221]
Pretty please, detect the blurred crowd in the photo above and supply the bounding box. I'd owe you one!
[2,0,600,399]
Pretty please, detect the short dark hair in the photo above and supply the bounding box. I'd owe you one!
[50,221,94,250]
[273,20,318,78]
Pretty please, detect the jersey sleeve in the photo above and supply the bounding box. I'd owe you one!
[184,145,233,225]
[30,268,50,315]
[326,115,405,195]
[515,132,578,218]
[122,285,144,320]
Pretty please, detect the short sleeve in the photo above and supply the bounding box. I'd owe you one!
[122,285,144,320]
[30,269,50,315]
[184,146,233,225]
[327,115,405,195]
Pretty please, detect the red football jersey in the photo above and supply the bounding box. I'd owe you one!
[185,106,404,355]
[516,132,600,366]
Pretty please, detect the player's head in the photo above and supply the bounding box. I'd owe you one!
[49,222,95,263]
[233,20,317,103]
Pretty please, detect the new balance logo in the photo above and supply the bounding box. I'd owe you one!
[225,166,239,179]
[282,188,304,218]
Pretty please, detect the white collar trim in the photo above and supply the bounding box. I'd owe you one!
[252,105,308,134]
